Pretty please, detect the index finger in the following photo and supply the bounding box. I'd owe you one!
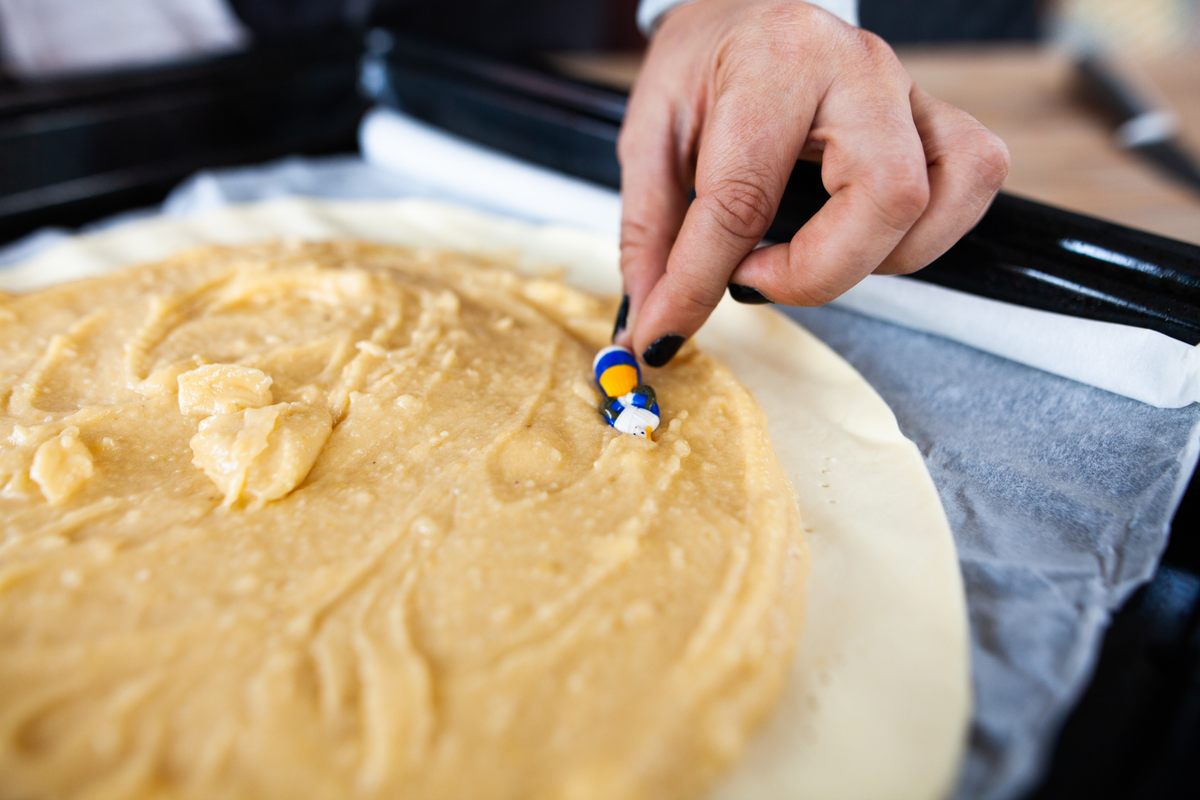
[632,84,815,366]
[614,84,690,348]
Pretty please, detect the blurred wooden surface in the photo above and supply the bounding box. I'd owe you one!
[553,46,1200,244]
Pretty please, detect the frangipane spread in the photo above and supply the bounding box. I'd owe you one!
[0,241,806,800]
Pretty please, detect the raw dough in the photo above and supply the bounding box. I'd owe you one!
[0,199,971,799]
[0,241,807,799]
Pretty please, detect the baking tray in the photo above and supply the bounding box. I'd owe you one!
[0,32,367,243]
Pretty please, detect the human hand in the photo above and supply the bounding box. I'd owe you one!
[613,0,1010,366]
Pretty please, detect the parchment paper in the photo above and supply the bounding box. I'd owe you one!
[789,305,1200,799]
[4,155,1198,800]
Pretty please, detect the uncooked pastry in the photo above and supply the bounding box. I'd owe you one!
[0,200,970,799]
[1,239,807,798]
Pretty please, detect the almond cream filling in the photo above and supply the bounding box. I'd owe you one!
[0,241,805,800]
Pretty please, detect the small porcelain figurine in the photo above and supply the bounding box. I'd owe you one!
[592,345,661,439]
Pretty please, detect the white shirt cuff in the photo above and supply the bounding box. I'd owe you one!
[637,0,859,35]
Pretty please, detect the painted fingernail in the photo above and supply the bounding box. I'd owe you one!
[728,284,771,304]
[642,334,685,368]
[611,294,630,341]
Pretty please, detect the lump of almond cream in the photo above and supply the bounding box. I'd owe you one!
[29,426,93,504]
[0,241,806,800]
[175,363,326,506]
[178,363,274,416]
[190,401,331,506]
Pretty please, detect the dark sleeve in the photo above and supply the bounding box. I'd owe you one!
[858,0,1043,44]
[228,0,625,52]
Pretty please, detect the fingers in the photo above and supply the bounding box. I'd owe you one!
[728,38,929,306]
[614,84,690,347]
[631,81,817,363]
[620,12,1011,363]
[875,89,1010,274]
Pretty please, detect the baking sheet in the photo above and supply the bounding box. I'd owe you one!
[4,154,1198,800]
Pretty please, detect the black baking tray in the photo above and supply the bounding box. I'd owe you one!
[0,32,367,243]
[0,28,1196,799]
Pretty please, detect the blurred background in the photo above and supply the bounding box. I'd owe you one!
[0,0,1197,245]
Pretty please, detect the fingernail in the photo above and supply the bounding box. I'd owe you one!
[642,334,685,368]
[611,294,630,341]
[728,284,771,305]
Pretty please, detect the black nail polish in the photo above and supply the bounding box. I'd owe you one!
[728,284,771,305]
[611,294,630,341]
[642,334,685,368]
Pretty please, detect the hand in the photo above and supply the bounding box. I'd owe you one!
[614,0,1010,366]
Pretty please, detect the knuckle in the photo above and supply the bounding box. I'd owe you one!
[940,116,1010,192]
[971,130,1011,189]
[713,49,753,93]
[726,3,832,68]
[659,266,723,320]
[703,176,776,241]
[779,279,840,307]
[853,28,897,64]
[674,281,719,317]
[866,162,930,230]
[854,28,887,52]
[775,256,845,307]
[618,219,661,277]
[620,217,655,250]
[749,1,824,29]
[850,29,909,85]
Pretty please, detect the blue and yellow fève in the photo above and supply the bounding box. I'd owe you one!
[592,345,662,440]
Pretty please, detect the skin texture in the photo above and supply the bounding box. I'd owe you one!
[615,0,1010,364]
